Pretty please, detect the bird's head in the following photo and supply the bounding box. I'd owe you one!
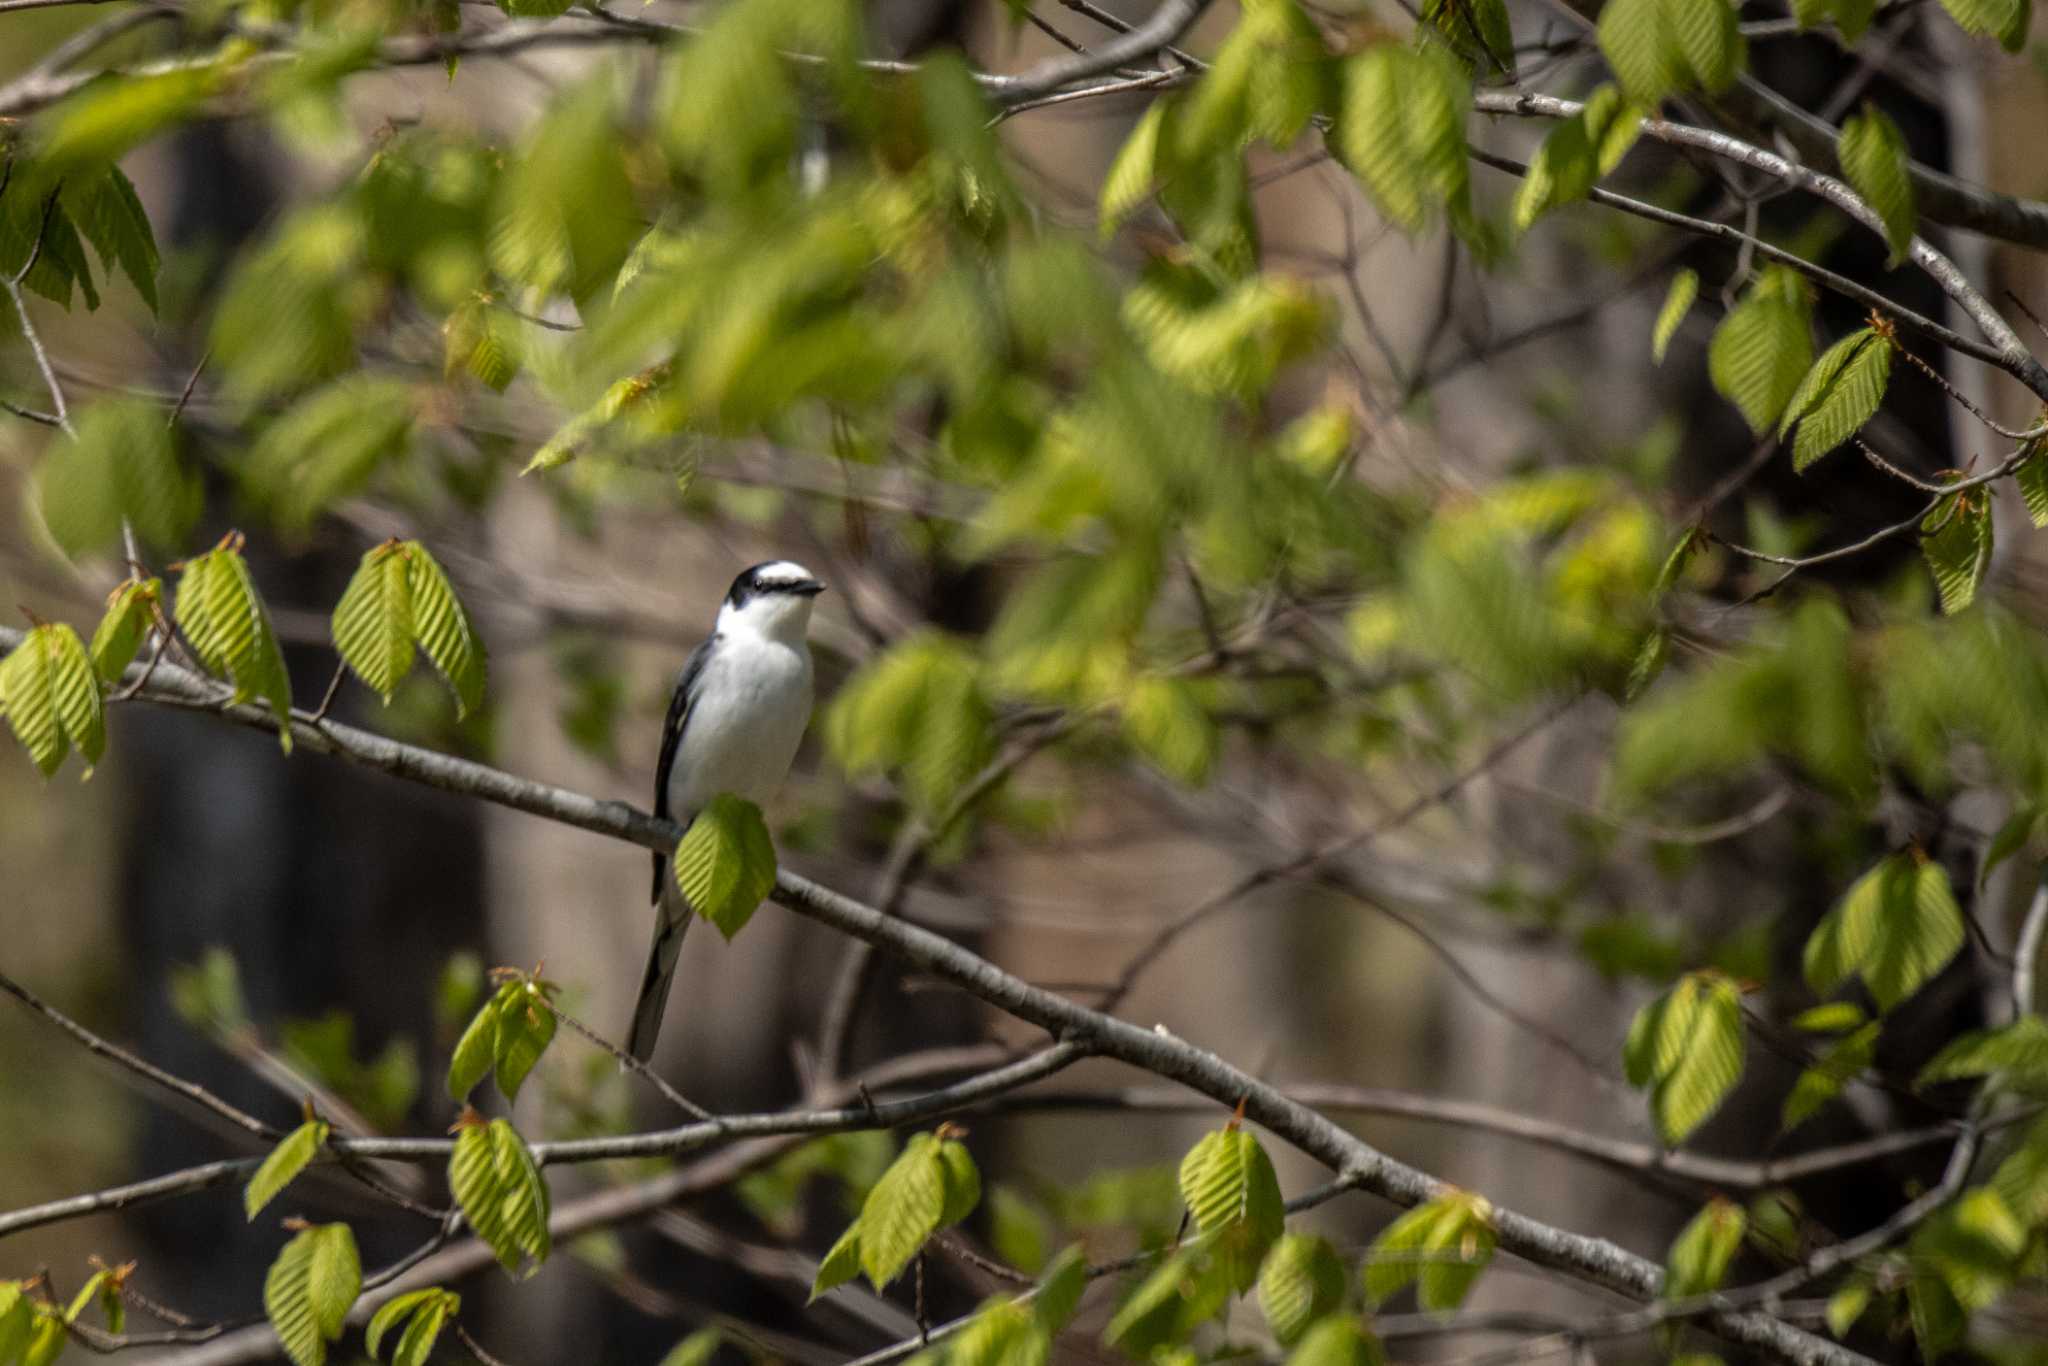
[717,560,826,643]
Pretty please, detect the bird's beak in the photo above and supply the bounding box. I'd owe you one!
[795,579,827,597]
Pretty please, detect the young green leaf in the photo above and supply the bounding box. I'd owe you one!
[1598,0,1745,106]
[1651,269,1698,364]
[492,981,557,1102]
[2,623,103,777]
[673,794,779,940]
[1284,1315,1384,1366]
[1123,675,1218,786]
[1259,1233,1347,1346]
[46,622,105,772]
[1781,328,1891,470]
[402,542,486,717]
[176,535,294,745]
[263,1222,361,1366]
[809,1221,864,1300]
[1180,1125,1286,1292]
[1664,1198,1746,1298]
[1621,971,1747,1144]
[91,577,161,683]
[1782,1022,1880,1130]
[247,1119,331,1220]
[244,377,416,532]
[1920,493,1992,615]
[1421,0,1515,78]
[658,1329,723,1366]
[366,1287,459,1365]
[449,1117,551,1276]
[1937,0,2031,52]
[1916,1015,2048,1090]
[1101,100,1169,238]
[61,165,159,312]
[1839,105,1916,265]
[1362,1190,1496,1311]
[1804,853,1967,1012]
[331,542,415,705]
[447,986,506,1100]
[1709,270,1814,433]
[855,1133,948,1289]
[2016,442,2048,528]
[1033,1245,1091,1332]
[1335,43,1471,235]
[38,399,200,558]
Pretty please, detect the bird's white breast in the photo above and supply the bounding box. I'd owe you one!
[666,634,814,820]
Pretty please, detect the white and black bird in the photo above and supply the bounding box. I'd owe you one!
[629,560,826,1061]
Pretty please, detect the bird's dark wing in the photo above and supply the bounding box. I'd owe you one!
[651,635,717,903]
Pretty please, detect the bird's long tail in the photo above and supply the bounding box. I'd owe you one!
[627,868,690,1062]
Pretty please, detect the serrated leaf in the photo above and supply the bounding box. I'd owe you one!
[1178,1127,1288,1293]
[244,377,416,532]
[332,543,415,705]
[247,1119,330,1220]
[1664,1199,1746,1298]
[1839,104,1916,265]
[1651,269,1698,364]
[1124,675,1218,785]
[1804,853,1967,1011]
[1363,1191,1495,1311]
[1285,1316,1384,1366]
[1917,1015,2048,1089]
[263,1223,360,1366]
[1259,1233,1346,1346]
[1784,329,1891,470]
[1512,114,1596,231]
[39,399,200,558]
[447,986,505,1100]
[91,577,160,682]
[1422,0,1515,78]
[1335,43,1471,235]
[61,165,159,312]
[1937,0,2031,52]
[1783,1022,1880,1129]
[45,623,104,770]
[809,1221,864,1300]
[937,1137,981,1227]
[1033,1245,1090,1331]
[450,1119,551,1276]
[390,1291,453,1366]
[177,539,294,743]
[1623,972,1747,1144]
[858,1132,947,1289]
[2015,444,2048,527]
[402,543,486,717]
[1708,271,1814,433]
[672,794,778,940]
[365,1289,438,1361]
[1,626,67,777]
[1921,493,1993,615]
[493,982,556,1102]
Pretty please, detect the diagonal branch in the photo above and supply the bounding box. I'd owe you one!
[0,628,1868,1366]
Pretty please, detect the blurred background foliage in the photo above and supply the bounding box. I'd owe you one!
[6,0,2048,1362]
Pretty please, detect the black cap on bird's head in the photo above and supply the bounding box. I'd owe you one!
[724,560,826,613]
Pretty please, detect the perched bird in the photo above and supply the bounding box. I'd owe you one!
[628,560,825,1061]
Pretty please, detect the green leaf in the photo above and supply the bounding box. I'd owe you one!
[1362,1191,1496,1311]
[1791,1001,1868,1033]
[365,1289,439,1361]
[449,1118,551,1276]
[809,1221,864,1300]
[39,399,200,557]
[1421,0,1516,78]
[2015,443,2048,527]
[1102,1249,1229,1355]
[672,794,779,940]
[1782,329,1891,471]
[331,543,415,705]
[60,165,159,312]
[0,1285,32,1364]
[1917,1015,2048,1090]
[176,536,295,743]
[1334,43,1471,235]
[1622,972,1747,1144]
[1123,675,1218,785]
[949,1298,1050,1366]
[1100,100,1170,238]
[1804,853,1967,1012]
[1178,1126,1286,1292]
[1651,268,1698,364]
[1782,1021,1879,1130]
[243,376,416,532]
[1826,1277,1873,1338]
[1921,492,1993,615]
[247,1119,331,1220]
[1,623,102,777]
[1839,105,1916,265]
[937,1136,982,1227]
[46,622,104,771]
[1664,1198,1746,1298]
[263,1223,361,1366]
[1937,0,2031,52]
[90,577,160,682]
[1285,1315,1384,1366]
[1512,114,1596,232]
[1259,1233,1346,1346]
[402,542,486,717]
[1708,269,1814,433]
[390,1290,454,1366]
[1033,1245,1090,1332]
[447,986,505,1100]
[33,67,219,171]
[1979,804,2041,889]
[857,1132,947,1289]
[493,981,557,1102]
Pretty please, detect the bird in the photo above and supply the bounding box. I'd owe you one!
[628,559,826,1061]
